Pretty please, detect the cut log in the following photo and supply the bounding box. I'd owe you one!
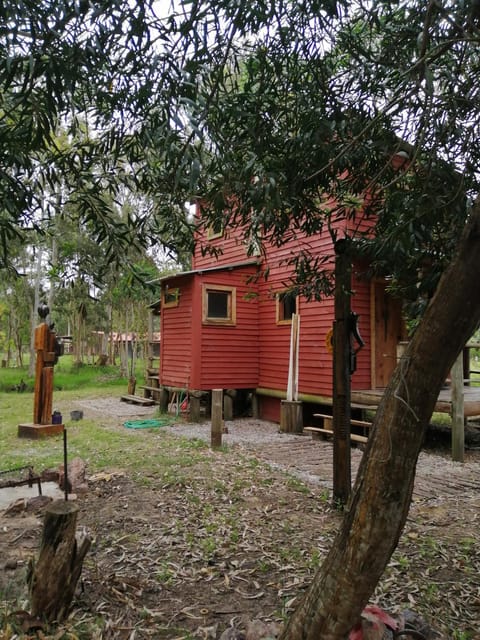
[28,500,91,622]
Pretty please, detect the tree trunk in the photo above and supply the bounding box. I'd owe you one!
[7,310,12,367]
[28,500,91,622]
[29,249,42,377]
[281,201,480,639]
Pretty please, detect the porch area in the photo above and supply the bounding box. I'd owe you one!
[351,384,480,418]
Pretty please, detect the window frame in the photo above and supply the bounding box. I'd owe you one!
[206,220,224,240]
[276,290,298,325]
[162,286,180,309]
[202,284,237,326]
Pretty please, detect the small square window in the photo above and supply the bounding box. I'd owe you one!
[202,285,236,325]
[207,218,224,240]
[162,286,180,308]
[276,290,297,324]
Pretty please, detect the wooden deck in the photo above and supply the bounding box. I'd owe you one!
[351,384,480,417]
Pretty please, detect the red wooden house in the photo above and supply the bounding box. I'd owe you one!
[157,205,406,424]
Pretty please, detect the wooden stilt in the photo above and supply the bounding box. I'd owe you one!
[280,400,303,433]
[211,389,223,448]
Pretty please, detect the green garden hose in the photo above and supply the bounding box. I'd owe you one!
[123,418,172,429]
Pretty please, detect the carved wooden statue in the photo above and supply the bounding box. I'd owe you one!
[18,305,64,438]
[33,305,60,425]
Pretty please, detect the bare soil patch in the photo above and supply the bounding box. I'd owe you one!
[1,397,480,638]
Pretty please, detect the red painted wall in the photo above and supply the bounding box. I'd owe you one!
[159,274,196,389]
[160,266,260,391]
[197,266,259,389]
[193,210,252,270]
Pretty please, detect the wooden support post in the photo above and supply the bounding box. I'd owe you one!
[211,389,223,448]
[28,500,91,622]
[189,396,201,422]
[224,391,234,421]
[280,400,303,433]
[159,387,169,413]
[251,392,259,418]
[332,241,352,505]
[451,351,465,462]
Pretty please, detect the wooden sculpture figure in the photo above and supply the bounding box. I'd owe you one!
[18,304,64,438]
[33,304,58,425]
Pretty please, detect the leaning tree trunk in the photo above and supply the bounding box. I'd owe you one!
[281,200,480,640]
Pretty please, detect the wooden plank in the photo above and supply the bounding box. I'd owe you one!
[350,419,372,428]
[120,394,156,406]
[304,426,368,444]
[18,423,64,438]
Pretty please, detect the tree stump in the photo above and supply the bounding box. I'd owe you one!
[28,500,91,622]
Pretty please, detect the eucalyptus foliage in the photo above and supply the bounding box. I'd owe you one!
[1,0,479,301]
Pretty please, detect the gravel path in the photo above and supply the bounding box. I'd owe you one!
[72,397,480,500]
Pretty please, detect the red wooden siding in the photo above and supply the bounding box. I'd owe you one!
[198,267,259,389]
[256,228,337,397]
[160,267,260,391]
[159,275,196,389]
[350,266,372,391]
[193,204,251,270]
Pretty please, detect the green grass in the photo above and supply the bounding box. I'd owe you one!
[0,400,205,474]
[0,357,188,473]
[0,354,146,393]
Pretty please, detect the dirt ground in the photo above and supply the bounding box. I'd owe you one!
[1,397,480,639]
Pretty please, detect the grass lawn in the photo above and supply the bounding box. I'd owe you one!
[0,357,163,473]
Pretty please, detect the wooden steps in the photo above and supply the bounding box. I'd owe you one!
[304,412,372,444]
[141,374,160,401]
[304,426,368,444]
[120,394,156,406]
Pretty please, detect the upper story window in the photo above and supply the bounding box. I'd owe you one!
[162,286,180,308]
[206,218,224,240]
[202,285,236,325]
[276,290,297,324]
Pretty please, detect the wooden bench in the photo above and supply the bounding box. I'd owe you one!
[304,413,372,444]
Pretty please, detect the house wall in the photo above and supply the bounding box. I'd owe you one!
[160,202,405,425]
[256,231,335,397]
[193,215,251,270]
[159,276,196,389]
[196,267,260,390]
[160,267,260,391]
[192,205,373,404]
